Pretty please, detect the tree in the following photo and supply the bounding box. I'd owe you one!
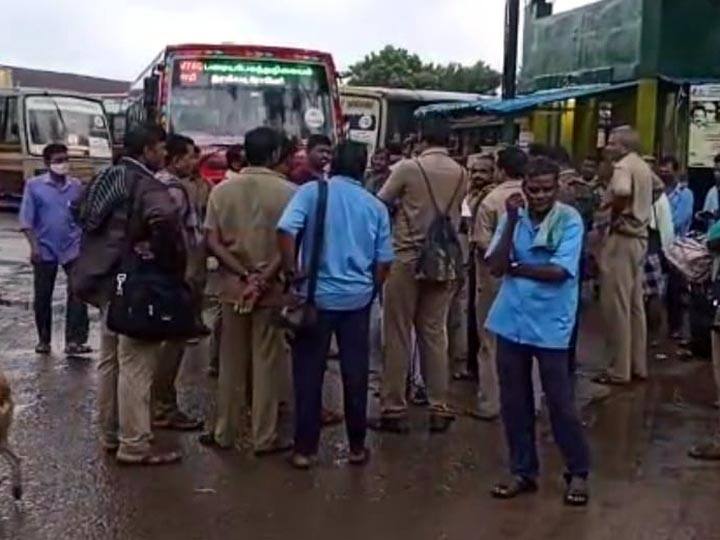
[345,45,501,93]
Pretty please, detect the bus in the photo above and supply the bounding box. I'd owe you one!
[340,86,486,157]
[0,87,113,207]
[127,43,343,182]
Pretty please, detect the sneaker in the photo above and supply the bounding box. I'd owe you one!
[35,343,51,355]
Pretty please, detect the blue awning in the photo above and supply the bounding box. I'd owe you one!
[415,82,638,119]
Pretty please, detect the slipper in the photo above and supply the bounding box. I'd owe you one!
[453,370,475,382]
[65,343,92,355]
[491,476,538,499]
[321,408,344,426]
[116,449,182,466]
[348,448,371,466]
[564,476,589,507]
[688,441,720,461]
[592,374,630,386]
[288,453,314,470]
[154,411,203,431]
[254,440,293,457]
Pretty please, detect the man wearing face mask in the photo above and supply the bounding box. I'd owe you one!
[19,143,89,356]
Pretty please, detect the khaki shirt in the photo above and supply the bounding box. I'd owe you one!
[608,152,654,239]
[378,147,467,264]
[472,179,524,251]
[204,167,296,305]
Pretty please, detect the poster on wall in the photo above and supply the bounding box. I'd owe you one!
[688,84,720,168]
[340,95,381,157]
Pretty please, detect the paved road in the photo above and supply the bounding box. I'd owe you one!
[0,212,719,539]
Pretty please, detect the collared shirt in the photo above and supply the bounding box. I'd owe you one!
[666,184,695,237]
[18,173,83,264]
[378,147,467,264]
[649,193,675,249]
[485,204,584,350]
[156,169,201,246]
[204,166,296,306]
[472,179,524,251]
[704,186,719,230]
[277,175,394,311]
[608,152,654,238]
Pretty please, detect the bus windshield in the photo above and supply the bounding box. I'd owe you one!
[25,95,112,158]
[168,57,333,145]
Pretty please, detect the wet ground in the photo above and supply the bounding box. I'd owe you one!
[1,212,720,540]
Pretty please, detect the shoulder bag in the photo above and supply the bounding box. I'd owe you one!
[277,180,329,332]
[106,179,197,341]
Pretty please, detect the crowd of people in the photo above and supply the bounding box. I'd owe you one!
[16,119,720,507]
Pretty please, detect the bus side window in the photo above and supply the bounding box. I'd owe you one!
[0,97,20,145]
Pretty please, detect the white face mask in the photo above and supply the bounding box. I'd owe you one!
[49,162,70,176]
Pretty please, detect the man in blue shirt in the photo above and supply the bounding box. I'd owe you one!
[277,141,394,469]
[701,153,720,230]
[19,143,89,356]
[659,156,694,340]
[485,156,590,506]
[659,156,694,237]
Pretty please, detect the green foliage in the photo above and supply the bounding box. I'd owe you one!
[346,45,500,93]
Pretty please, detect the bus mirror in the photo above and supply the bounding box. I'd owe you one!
[143,75,159,110]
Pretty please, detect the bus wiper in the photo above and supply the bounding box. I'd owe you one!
[50,97,68,138]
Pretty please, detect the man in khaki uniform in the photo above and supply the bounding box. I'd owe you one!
[472,147,528,420]
[596,127,654,384]
[199,127,295,454]
[372,123,467,433]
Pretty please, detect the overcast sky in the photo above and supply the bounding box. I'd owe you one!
[2,0,592,81]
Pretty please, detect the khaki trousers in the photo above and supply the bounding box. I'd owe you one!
[600,234,648,382]
[381,261,455,416]
[98,311,160,457]
[213,304,287,451]
[447,277,469,362]
[153,340,185,419]
[475,261,501,416]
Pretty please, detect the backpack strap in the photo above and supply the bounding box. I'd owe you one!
[415,159,465,218]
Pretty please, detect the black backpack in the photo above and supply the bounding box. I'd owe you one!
[414,161,464,282]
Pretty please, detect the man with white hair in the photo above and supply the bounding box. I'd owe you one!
[594,127,655,385]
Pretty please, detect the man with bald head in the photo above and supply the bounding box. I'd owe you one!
[595,127,655,385]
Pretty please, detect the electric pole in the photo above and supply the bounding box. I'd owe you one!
[502,0,520,143]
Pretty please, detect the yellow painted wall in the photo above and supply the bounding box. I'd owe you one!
[635,79,658,155]
[560,99,576,156]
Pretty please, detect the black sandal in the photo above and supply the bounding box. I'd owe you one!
[491,476,538,499]
[564,476,589,506]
